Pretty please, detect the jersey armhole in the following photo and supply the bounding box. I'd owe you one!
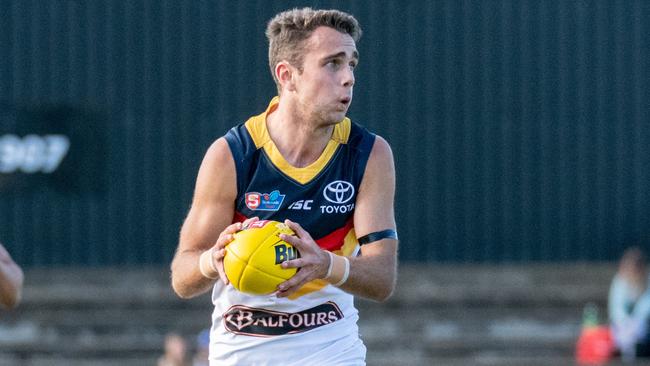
[224,125,250,197]
[351,124,377,186]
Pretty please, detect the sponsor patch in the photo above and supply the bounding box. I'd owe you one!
[321,180,355,214]
[323,180,355,204]
[223,302,344,337]
[245,190,285,211]
[288,199,313,210]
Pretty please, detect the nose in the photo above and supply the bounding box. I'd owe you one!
[342,67,355,88]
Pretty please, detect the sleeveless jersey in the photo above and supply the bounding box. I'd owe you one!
[208,97,375,365]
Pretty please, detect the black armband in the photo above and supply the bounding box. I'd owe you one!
[357,229,398,245]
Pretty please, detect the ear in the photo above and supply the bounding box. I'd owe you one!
[275,61,297,93]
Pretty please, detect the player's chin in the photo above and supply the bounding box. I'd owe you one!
[328,110,348,123]
[317,109,347,125]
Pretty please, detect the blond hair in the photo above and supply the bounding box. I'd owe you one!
[265,8,362,92]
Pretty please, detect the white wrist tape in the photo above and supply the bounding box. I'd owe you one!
[199,248,219,280]
[333,257,350,287]
[325,252,350,287]
[325,252,334,279]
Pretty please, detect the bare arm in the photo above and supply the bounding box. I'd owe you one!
[278,136,398,302]
[0,243,24,309]
[170,138,239,299]
[343,136,398,301]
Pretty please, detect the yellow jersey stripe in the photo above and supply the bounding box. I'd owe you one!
[244,97,351,184]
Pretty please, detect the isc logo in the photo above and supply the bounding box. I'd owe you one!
[288,200,313,210]
[274,244,299,265]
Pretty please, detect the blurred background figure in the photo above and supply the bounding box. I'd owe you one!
[157,332,189,366]
[0,243,24,309]
[192,329,209,366]
[608,246,650,361]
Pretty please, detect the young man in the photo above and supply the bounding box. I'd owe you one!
[0,243,24,309]
[171,8,398,365]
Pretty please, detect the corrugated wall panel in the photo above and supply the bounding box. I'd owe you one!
[0,1,649,266]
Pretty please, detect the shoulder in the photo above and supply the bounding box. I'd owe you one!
[365,135,395,179]
[347,122,392,159]
[194,137,236,199]
[203,137,234,168]
[369,135,393,161]
[357,135,395,199]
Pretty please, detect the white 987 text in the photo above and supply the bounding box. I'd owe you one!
[0,134,70,174]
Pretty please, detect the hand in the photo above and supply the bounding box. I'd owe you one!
[275,219,330,298]
[211,217,259,285]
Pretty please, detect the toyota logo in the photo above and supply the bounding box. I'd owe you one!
[323,180,355,204]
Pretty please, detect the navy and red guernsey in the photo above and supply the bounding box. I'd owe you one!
[225,96,375,258]
[208,97,376,364]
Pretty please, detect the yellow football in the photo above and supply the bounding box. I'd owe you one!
[223,220,299,295]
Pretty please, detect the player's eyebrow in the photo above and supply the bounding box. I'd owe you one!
[322,50,359,62]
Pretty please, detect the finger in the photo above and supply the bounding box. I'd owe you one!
[277,275,313,298]
[283,219,312,240]
[223,222,243,235]
[276,275,309,297]
[281,258,305,269]
[217,263,229,285]
[212,247,226,260]
[241,216,259,230]
[277,275,301,292]
[215,233,235,249]
[212,248,230,285]
[278,232,304,249]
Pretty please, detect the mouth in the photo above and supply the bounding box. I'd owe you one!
[339,97,351,106]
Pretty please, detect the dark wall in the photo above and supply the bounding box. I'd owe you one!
[1,1,649,266]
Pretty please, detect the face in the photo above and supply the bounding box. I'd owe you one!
[290,26,358,125]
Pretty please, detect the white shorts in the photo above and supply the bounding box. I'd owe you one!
[209,334,366,366]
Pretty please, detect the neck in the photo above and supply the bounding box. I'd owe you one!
[266,98,334,168]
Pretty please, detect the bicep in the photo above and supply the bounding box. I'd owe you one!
[178,138,238,253]
[354,136,397,256]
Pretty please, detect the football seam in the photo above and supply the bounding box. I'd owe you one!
[229,229,296,290]
[245,238,294,276]
[224,249,246,290]
[246,228,280,261]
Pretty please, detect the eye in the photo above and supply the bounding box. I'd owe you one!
[349,60,357,69]
[327,59,342,68]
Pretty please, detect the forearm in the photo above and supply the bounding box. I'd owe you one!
[171,249,218,299]
[0,264,24,309]
[170,137,239,299]
[337,243,397,302]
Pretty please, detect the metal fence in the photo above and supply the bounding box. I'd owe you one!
[0,1,648,266]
